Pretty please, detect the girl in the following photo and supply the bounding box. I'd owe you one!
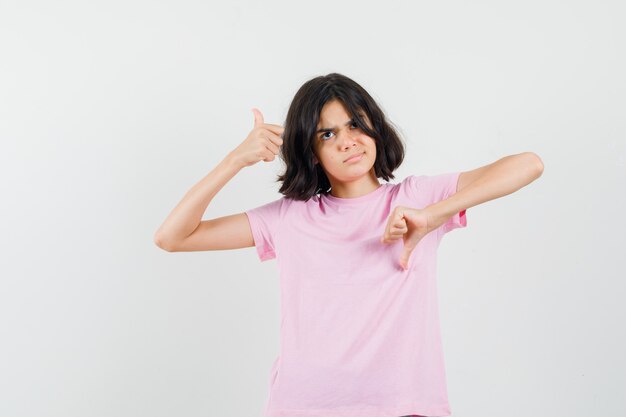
[154,73,544,417]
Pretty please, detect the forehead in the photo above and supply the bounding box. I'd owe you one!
[318,100,349,121]
[317,99,365,125]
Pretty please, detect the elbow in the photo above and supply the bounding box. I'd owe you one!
[524,152,544,177]
[154,234,175,252]
[534,154,544,176]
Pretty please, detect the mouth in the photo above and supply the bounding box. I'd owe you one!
[344,152,365,163]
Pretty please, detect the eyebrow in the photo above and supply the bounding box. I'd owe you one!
[316,118,356,135]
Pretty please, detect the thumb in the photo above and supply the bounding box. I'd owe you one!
[399,245,413,271]
[251,107,264,128]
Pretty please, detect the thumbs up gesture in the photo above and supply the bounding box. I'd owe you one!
[380,206,435,270]
[229,108,285,168]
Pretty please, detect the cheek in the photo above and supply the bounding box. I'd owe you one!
[319,149,338,163]
[324,156,341,167]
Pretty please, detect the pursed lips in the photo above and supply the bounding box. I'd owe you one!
[344,152,364,162]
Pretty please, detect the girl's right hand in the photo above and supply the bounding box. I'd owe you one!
[229,108,285,168]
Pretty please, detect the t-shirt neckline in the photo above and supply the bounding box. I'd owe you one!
[321,182,388,205]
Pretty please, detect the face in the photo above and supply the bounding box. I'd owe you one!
[312,99,377,185]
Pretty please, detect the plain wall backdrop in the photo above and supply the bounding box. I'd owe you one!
[1,0,624,416]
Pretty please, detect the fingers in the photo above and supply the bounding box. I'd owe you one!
[259,131,283,162]
[250,108,284,164]
[264,135,281,155]
[264,124,285,136]
[380,210,407,243]
[380,228,407,243]
[266,130,284,148]
[261,148,276,162]
[379,206,426,271]
[385,224,407,239]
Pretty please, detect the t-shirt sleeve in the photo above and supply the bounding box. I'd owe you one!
[426,171,468,237]
[406,172,468,238]
[244,197,284,262]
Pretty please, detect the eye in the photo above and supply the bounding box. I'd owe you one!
[320,121,359,141]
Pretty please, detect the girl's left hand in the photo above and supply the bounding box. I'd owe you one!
[380,206,434,270]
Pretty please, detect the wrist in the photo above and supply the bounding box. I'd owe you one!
[224,151,245,171]
[424,202,450,234]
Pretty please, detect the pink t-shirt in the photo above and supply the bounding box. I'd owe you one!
[245,172,467,417]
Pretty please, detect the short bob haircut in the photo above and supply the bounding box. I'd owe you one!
[276,72,406,201]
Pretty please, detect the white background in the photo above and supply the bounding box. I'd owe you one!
[1,1,624,416]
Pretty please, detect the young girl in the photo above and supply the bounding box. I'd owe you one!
[154,73,544,417]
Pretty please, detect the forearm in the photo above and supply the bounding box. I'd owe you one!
[426,153,544,232]
[154,152,244,246]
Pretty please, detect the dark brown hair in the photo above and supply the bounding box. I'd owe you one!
[276,73,406,201]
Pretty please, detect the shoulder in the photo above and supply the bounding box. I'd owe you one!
[395,174,428,199]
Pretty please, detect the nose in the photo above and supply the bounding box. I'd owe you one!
[337,129,358,149]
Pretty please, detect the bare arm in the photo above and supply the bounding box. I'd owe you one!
[153,153,245,252]
[426,152,544,231]
[153,108,284,252]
